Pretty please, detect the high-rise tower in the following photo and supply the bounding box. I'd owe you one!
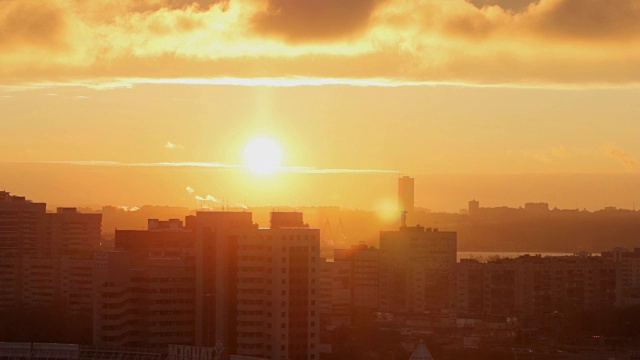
[398,176,415,214]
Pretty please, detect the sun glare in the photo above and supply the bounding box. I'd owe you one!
[243,137,283,174]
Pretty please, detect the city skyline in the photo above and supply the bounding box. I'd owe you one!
[1,0,640,212]
[2,189,639,359]
[2,1,640,358]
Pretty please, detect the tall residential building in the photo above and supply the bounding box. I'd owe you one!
[93,251,196,346]
[0,192,100,343]
[47,207,102,254]
[96,211,320,360]
[379,226,457,313]
[0,192,101,312]
[334,243,379,311]
[398,176,415,214]
[468,199,480,216]
[0,191,47,255]
[318,258,351,329]
[601,247,640,306]
[94,218,198,346]
[456,254,618,320]
[196,211,320,360]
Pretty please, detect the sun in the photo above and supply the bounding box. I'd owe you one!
[243,136,283,174]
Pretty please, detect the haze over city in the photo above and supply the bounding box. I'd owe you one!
[1,0,640,212]
[2,1,640,359]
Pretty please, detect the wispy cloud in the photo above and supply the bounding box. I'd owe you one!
[165,141,183,149]
[280,166,399,174]
[195,194,220,203]
[524,146,571,163]
[602,143,639,172]
[2,160,398,174]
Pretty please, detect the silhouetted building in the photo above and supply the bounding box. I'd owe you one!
[334,243,379,310]
[0,192,100,343]
[318,258,351,329]
[47,207,102,254]
[94,251,196,346]
[398,176,415,214]
[602,247,640,306]
[196,211,320,360]
[468,199,480,216]
[456,254,618,320]
[97,211,320,360]
[524,202,549,214]
[379,226,457,313]
[319,244,380,329]
[0,191,47,254]
[0,192,101,312]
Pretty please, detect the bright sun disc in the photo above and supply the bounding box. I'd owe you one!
[244,137,282,174]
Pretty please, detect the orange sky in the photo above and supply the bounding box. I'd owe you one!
[1,0,639,211]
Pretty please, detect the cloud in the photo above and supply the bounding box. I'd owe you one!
[252,0,386,41]
[467,0,537,12]
[1,160,398,174]
[0,0,639,87]
[0,1,68,51]
[165,141,183,149]
[529,0,640,40]
[196,194,220,203]
[602,144,639,172]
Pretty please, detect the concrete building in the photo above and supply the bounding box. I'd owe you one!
[379,226,457,313]
[334,243,380,311]
[318,258,351,329]
[195,211,320,360]
[47,207,102,254]
[0,191,47,255]
[456,254,618,320]
[602,247,640,306]
[96,211,320,360]
[524,202,549,214]
[398,176,415,214]
[0,192,101,312]
[468,199,480,216]
[93,251,196,346]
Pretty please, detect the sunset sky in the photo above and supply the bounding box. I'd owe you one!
[1,0,639,211]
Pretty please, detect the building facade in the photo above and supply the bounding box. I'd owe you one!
[0,192,101,312]
[456,254,618,320]
[602,247,640,306]
[95,211,320,360]
[398,176,415,214]
[379,226,457,314]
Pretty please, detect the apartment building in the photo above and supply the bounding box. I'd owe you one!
[602,247,640,306]
[379,226,457,313]
[0,192,101,312]
[456,254,618,320]
[96,211,320,360]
